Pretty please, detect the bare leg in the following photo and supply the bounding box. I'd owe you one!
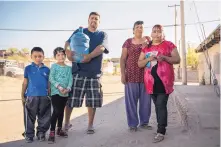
[87,107,96,134]
[64,106,73,130]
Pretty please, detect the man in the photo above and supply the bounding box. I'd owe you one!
[64,12,109,134]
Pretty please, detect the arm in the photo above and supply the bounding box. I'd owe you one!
[89,32,109,58]
[21,67,28,103]
[65,41,74,62]
[138,52,153,68]
[82,45,106,63]
[88,45,106,59]
[143,36,151,42]
[65,31,78,62]
[48,81,51,96]
[67,67,73,91]
[64,41,70,50]
[162,48,180,64]
[120,47,127,76]
[21,78,28,102]
[49,65,60,88]
[83,32,109,62]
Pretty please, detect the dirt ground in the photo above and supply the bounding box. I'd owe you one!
[0,75,186,147]
[0,75,124,144]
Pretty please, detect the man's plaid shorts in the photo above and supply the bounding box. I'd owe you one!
[67,74,103,108]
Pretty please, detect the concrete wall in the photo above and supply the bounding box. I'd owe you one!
[197,43,220,85]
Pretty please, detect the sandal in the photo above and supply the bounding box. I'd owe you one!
[153,133,164,143]
[64,123,72,131]
[87,127,95,134]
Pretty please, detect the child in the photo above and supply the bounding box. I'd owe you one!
[48,47,73,143]
[21,47,51,143]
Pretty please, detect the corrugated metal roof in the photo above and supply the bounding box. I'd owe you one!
[195,24,220,53]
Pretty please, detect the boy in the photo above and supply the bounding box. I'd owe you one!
[21,47,51,143]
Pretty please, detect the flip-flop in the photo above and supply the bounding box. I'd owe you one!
[64,123,72,131]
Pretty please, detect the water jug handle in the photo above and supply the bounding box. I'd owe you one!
[79,26,83,33]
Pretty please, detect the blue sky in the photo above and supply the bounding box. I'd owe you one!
[0,1,220,58]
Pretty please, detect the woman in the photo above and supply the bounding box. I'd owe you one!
[138,24,180,143]
[120,21,152,132]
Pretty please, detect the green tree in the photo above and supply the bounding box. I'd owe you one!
[186,47,199,69]
[7,48,18,54]
[21,48,30,54]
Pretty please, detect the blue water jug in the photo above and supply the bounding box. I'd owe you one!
[70,27,90,63]
[146,53,151,68]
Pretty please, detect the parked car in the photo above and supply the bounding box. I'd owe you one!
[0,59,24,77]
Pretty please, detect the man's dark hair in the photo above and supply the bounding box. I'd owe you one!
[89,12,100,18]
[53,47,66,58]
[133,20,144,30]
[31,47,44,55]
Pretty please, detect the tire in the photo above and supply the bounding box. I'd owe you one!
[0,69,3,76]
[6,71,13,77]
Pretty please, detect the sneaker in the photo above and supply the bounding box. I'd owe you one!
[140,124,153,130]
[129,127,137,132]
[48,131,55,144]
[25,137,33,143]
[57,128,68,138]
[37,132,46,142]
[22,132,25,137]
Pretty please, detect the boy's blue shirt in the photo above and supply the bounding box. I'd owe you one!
[24,62,50,96]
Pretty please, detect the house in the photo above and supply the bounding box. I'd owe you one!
[102,58,121,75]
[110,58,120,63]
[195,25,220,85]
[0,50,6,58]
[43,58,72,68]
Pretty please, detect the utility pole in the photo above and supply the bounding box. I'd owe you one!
[168,4,180,46]
[168,4,181,79]
[180,0,187,85]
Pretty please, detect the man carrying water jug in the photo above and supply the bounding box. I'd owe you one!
[64,12,109,134]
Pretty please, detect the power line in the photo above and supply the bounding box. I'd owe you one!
[192,0,220,97]
[0,19,219,32]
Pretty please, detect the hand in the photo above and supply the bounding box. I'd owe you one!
[82,54,92,63]
[61,89,70,95]
[141,40,149,49]
[58,85,66,94]
[121,74,126,84]
[22,97,25,103]
[65,49,75,61]
[59,89,66,94]
[21,95,26,106]
[147,55,156,62]
[157,55,167,62]
[63,89,70,94]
